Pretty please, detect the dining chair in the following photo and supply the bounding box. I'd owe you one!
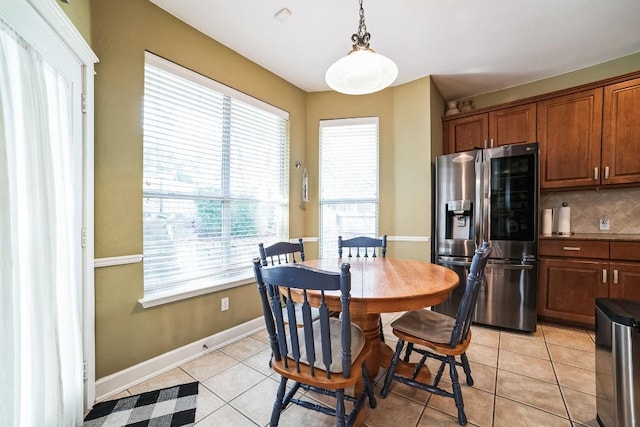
[338,235,387,259]
[259,239,305,266]
[338,235,388,341]
[379,242,491,426]
[252,259,377,427]
[258,239,319,326]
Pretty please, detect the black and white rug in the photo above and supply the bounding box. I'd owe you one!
[83,382,198,427]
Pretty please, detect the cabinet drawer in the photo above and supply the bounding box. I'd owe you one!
[539,239,609,259]
[610,241,640,262]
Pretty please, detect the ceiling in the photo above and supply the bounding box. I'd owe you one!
[149,0,640,101]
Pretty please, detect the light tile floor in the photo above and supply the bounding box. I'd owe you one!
[102,315,599,426]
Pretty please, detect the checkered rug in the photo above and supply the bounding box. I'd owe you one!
[83,382,198,427]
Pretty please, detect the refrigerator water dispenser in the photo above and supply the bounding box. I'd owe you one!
[445,199,473,240]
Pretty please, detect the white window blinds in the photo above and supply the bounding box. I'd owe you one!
[143,52,289,296]
[319,117,379,258]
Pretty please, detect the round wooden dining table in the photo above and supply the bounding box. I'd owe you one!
[295,257,460,379]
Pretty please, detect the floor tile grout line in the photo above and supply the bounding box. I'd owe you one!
[544,325,575,424]
[492,326,575,424]
[491,331,501,426]
[493,394,572,423]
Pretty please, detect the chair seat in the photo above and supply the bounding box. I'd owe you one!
[391,309,456,344]
[283,304,320,326]
[287,318,365,374]
[273,339,373,390]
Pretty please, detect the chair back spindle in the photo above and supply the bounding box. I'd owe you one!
[338,235,387,258]
[253,259,353,378]
[259,238,305,266]
[252,258,376,426]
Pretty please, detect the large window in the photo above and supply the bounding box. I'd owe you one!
[143,52,289,300]
[319,118,379,258]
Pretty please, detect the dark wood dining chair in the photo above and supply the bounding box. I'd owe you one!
[258,239,319,325]
[338,235,387,259]
[252,259,377,427]
[338,235,388,341]
[379,242,491,426]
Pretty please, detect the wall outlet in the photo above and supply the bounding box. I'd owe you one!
[599,216,610,231]
[221,297,229,311]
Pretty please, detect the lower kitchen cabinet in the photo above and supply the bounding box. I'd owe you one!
[538,258,609,326]
[538,239,640,328]
[609,262,640,300]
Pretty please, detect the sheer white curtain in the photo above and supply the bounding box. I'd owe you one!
[0,18,83,426]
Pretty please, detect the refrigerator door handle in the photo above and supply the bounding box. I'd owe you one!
[439,260,473,267]
[482,149,491,244]
[487,263,535,271]
[474,150,483,246]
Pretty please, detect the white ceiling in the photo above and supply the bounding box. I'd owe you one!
[149,0,640,101]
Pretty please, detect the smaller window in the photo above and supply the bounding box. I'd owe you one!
[319,117,379,258]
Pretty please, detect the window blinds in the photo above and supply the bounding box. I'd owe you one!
[319,118,379,258]
[143,53,289,295]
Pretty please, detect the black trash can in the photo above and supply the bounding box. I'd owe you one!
[595,298,640,427]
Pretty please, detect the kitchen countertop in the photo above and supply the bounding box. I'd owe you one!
[540,233,640,242]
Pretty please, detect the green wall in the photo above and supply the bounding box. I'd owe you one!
[58,0,638,381]
[88,0,307,377]
[56,0,91,43]
[391,78,434,260]
[471,52,640,109]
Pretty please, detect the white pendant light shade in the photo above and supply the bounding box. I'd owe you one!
[325,48,398,95]
[325,0,398,95]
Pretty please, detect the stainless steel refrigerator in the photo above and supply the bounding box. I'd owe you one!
[433,142,539,332]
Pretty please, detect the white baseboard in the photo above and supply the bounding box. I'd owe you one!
[94,316,265,402]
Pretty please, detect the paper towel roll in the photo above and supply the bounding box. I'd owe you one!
[557,206,571,235]
[542,209,553,235]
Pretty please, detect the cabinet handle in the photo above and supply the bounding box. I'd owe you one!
[594,167,599,180]
[484,139,488,148]
[604,166,610,180]
[562,246,581,251]
[490,138,494,147]
[602,269,608,283]
[613,269,618,284]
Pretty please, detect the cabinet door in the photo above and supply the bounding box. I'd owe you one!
[538,89,603,189]
[489,103,536,147]
[602,78,640,185]
[444,113,488,153]
[609,262,640,300]
[538,258,608,326]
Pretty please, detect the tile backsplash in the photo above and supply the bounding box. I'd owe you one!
[540,187,640,235]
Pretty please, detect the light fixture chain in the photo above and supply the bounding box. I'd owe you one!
[351,0,371,49]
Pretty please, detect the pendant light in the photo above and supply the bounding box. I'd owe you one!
[325,0,398,95]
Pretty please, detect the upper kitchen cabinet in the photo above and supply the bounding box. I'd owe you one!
[538,88,603,189]
[601,77,640,185]
[444,113,488,153]
[443,103,536,154]
[488,103,537,147]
